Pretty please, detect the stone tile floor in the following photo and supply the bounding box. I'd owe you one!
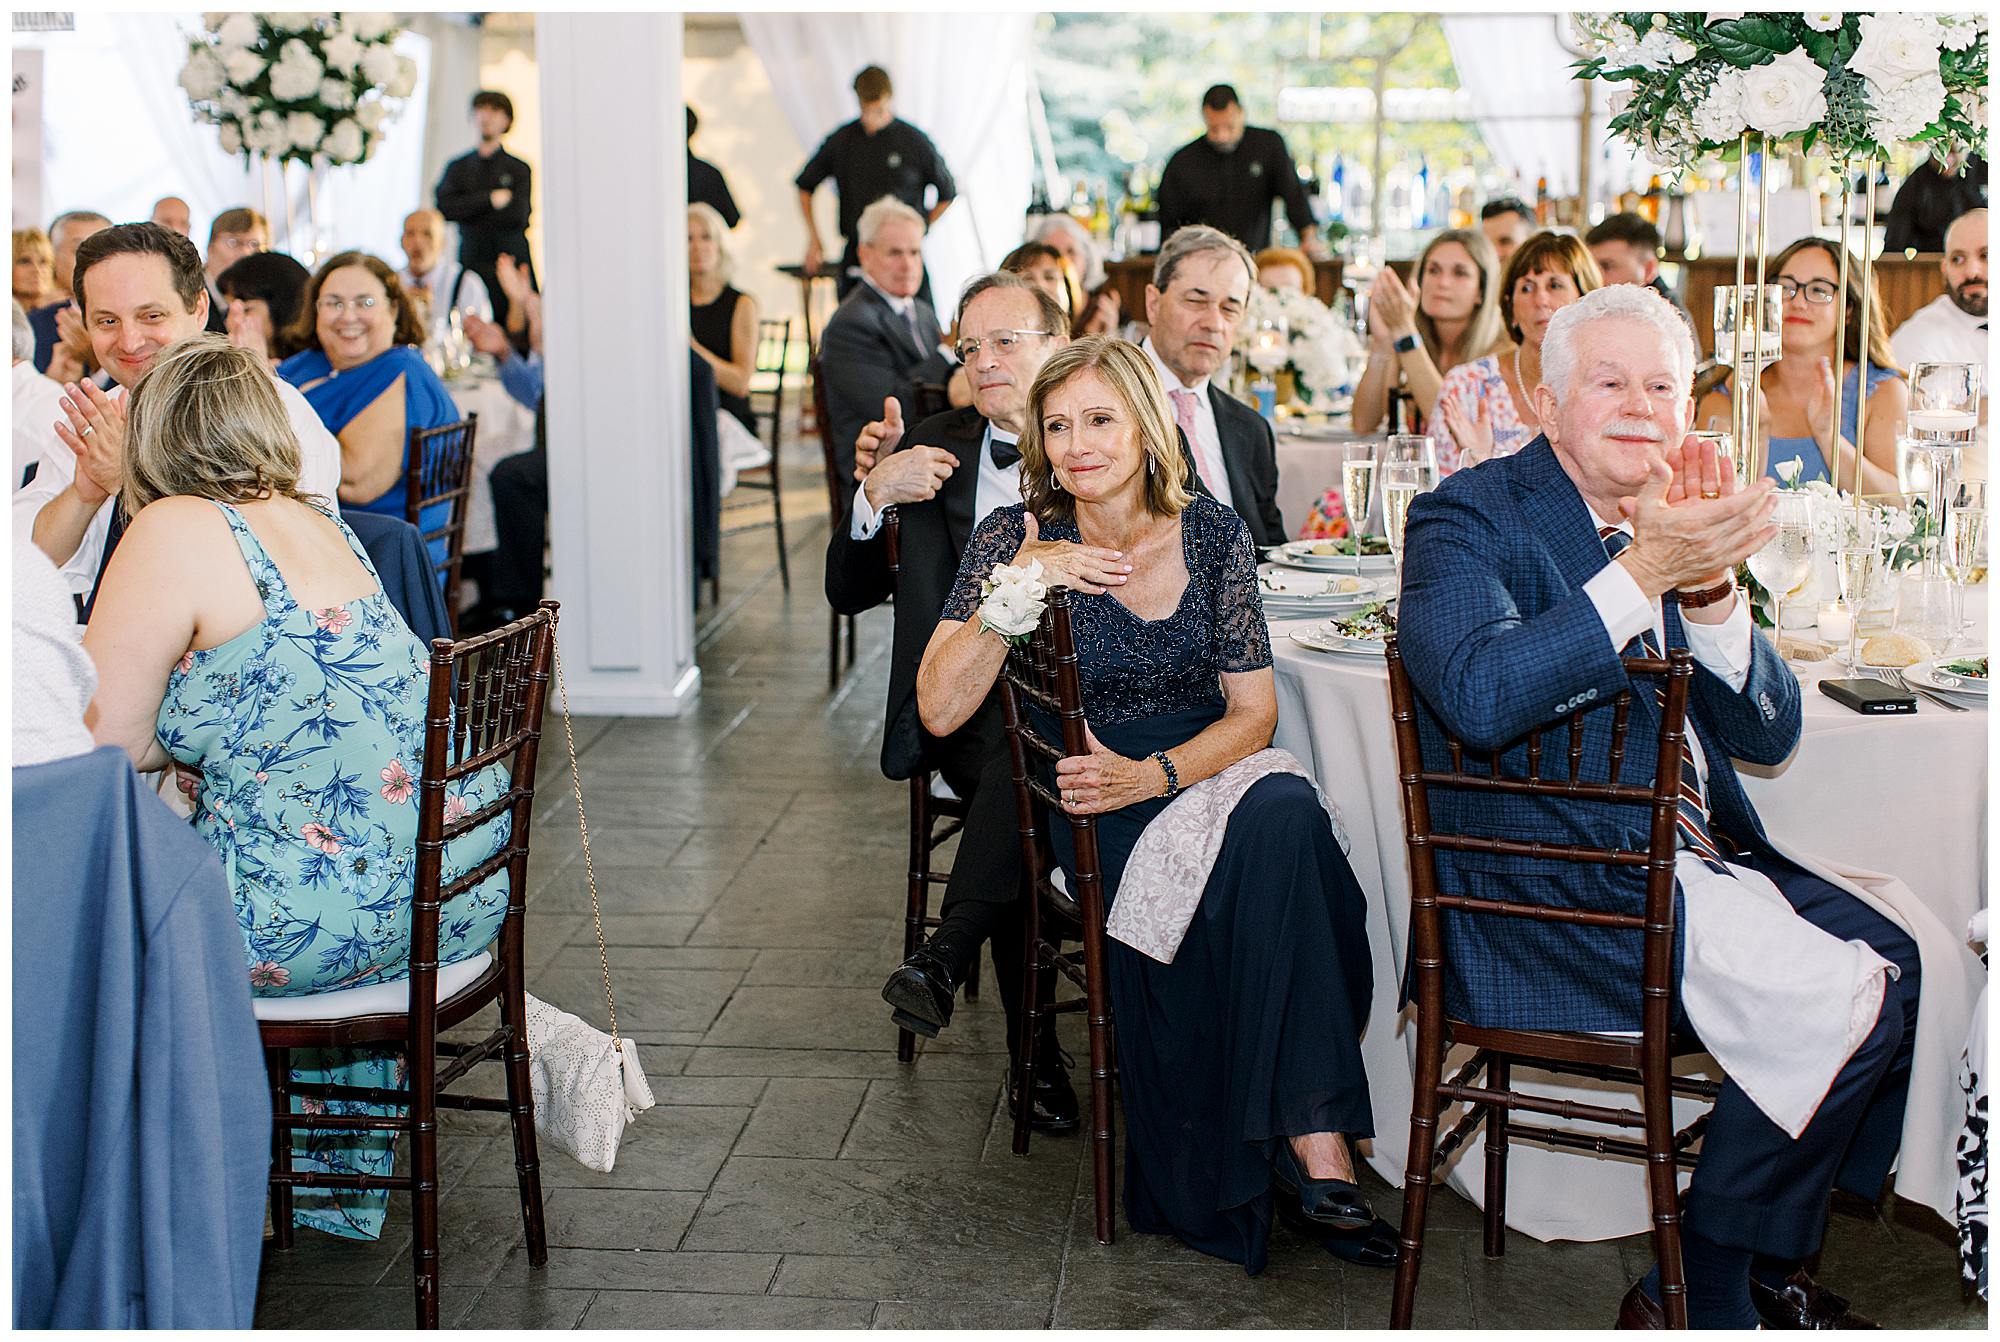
[254,463,1983,1329]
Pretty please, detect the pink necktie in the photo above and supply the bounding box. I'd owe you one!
[1170,388,1222,492]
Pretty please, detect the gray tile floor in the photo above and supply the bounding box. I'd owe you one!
[254,454,1983,1329]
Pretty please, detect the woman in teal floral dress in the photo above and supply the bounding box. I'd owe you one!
[83,336,512,1240]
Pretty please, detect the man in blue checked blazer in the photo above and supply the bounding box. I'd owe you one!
[1398,285,1920,1330]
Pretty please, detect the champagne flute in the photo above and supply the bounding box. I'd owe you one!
[1746,492,1814,655]
[1834,510,1882,669]
[1381,460,1432,586]
[1339,440,1378,538]
[1942,480,1987,649]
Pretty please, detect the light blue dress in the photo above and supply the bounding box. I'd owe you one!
[156,501,513,1239]
[1746,362,1904,485]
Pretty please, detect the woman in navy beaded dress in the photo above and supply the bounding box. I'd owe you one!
[915,336,1386,1273]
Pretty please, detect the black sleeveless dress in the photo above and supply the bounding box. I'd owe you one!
[943,496,1376,1273]
[690,285,756,434]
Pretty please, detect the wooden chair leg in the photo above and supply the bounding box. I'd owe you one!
[502,964,550,1266]
[1010,894,1043,1158]
[1080,916,1117,1245]
[1641,1052,1689,1329]
[264,1046,295,1251]
[1482,1055,1510,1258]
[827,607,840,692]
[409,1039,442,1328]
[770,481,791,592]
[899,775,929,1065]
[1390,1009,1448,1328]
[844,614,858,670]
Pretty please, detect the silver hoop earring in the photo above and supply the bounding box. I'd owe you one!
[1147,456,1157,477]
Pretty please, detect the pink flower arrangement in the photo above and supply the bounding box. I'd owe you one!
[301,822,343,854]
[249,960,291,989]
[379,758,414,804]
[314,606,354,634]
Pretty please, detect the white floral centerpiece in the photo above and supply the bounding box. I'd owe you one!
[1244,287,1364,407]
[180,12,417,167]
[1571,11,1986,171]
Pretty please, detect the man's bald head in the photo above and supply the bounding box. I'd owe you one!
[1942,207,1987,318]
[150,196,191,236]
[401,208,447,275]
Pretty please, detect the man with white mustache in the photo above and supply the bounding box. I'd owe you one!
[1397,283,1963,1329]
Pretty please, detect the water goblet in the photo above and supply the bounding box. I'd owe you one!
[1747,492,1815,656]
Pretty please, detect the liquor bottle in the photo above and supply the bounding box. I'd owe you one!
[1534,176,1551,226]
[1327,155,1346,224]
[1414,157,1431,228]
[1641,174,1664,223]
[1089,188,1111,241]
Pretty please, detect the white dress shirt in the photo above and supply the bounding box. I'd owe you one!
[1891,293,1989,480]
[852,422,1020,540]
[1582,504,1893,1137]
[12,360,65,486]
[13,376,343,596]
[399,261,494,325]
[12,539,97,767]
[1142,336,1233,508]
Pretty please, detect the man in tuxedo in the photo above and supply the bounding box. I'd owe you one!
[435,90,534,329]
[827,272,1081,1129]
[816,196,955,513]
[200,207,269,335]
[1397,285,1925,1329]
[1141,225,1286,547]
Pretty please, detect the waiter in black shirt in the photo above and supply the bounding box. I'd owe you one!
[1156,84,1325,258]
[1884,151,1987,255]
[435,90,534,328]
[795,65,955,304]
[687,105,741,229]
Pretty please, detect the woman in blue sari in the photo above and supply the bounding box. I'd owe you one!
[1698,237,1906,492]
[279,252,460,568]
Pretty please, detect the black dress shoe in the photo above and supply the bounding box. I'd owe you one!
[1007,1056,1080,1133]
[1272,1140,1375,1232]
[881,945,957,1038]
[1616,1280,1666,1329]
[1751,1268,1879,1329]
[1275,1198,1399,1268]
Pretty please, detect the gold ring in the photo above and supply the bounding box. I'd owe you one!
[1701,489,1721,500]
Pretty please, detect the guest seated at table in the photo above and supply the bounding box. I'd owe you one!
[1398,283,1936,1328]
[689,200,759,435]
[1353,228,1506,435]
[216,251,311,367]
[1585,211,1693,326]
[1696,237,1904,492]
[1254,245,1311,296]
[1141,225,1286,546]
[918,335,1385,1273]
[1431,230,1600,474]
[1893,208,1988,479]
[462,293,551,635]
[1030,212,1107,294]
[817,196,955,507]
[398,207,493,328]
[945,243,1081,408]
[31,210,111,379]
[1478,196,1534,272]
[14,227,59,310]
[1074,280,1125,338]
[15,222,339,614]
[81,335,513,1241]
[279,251,461,566]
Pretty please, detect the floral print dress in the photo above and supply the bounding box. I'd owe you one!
[157,501,513,1240]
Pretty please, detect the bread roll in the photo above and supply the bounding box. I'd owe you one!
[1859,632,1931,667]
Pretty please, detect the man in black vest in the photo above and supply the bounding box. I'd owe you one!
[1156,84,1323,256]
[435,90,533,329]
[827,273,1082,1129]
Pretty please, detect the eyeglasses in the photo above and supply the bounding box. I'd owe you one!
[316,295,382,315]
[953,329,1049,362]
[1774,276,1840,305]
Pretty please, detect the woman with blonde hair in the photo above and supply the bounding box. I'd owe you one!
[916,335,1386,1273]
[1429,230,1603,473]
[13,227,58,309]
[1354,227,1508,434]
[83,334,512,1242]
[689,200,759,434]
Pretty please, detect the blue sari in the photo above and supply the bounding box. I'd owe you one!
[279,345,460,570]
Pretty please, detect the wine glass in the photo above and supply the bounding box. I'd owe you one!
[1906,361,1981,572]
[1747,492,1815,657]
[1833,509,1882,669]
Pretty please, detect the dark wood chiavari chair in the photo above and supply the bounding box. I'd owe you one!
[404,414,480,635]
[997,588,1118,1243]
[716,318,794,605]
[257,602,558,1328]
[810,356,859,691]
[1382,635,1722,1330]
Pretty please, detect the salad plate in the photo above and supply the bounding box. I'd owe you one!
[1909,655,1988,697]
[1268,538,1397,574]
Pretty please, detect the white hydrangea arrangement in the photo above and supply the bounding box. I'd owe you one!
[180,12,416,167]
[1244,286,1364,405]
[1573,12,1986,171]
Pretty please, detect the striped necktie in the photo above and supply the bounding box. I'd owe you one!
[1599,526,1729,872]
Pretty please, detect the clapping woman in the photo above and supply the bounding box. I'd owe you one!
[916,336,1387,1273]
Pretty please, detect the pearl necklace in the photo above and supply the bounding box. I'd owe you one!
[1511,344,1538,430]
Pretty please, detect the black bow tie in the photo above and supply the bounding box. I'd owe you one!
[989,437,1021,469]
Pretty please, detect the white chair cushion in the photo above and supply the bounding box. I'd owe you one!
[252,951,493,1022]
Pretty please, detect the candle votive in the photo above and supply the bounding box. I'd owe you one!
[1816,601,1854,645]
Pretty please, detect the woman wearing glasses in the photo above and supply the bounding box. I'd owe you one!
[280,252,461,562]
[1697,237,1905,492]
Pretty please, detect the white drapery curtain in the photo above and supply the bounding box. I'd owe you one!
[739,13,1033,314]
[18,12,429,262]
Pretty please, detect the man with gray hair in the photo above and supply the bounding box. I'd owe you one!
[30,209,112,375]
[1396,282,1951,1329]
[11,299,64,487]
[816,196,955,507]
[1140,224,1285,545]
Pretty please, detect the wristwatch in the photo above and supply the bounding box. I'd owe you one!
[1392,333,1420,354]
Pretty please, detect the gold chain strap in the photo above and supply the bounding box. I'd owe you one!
[550,629,620,1050]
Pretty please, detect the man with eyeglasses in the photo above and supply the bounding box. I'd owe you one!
[201,207,269,336]
[1141,225,1286,546]
[828,272,1083,1131]
[14,223,338,615]
[816,196,956,511]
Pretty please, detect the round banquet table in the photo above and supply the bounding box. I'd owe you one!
[1268,601,1987,1241]
[1273,421,1367,539]
[445,367,539,556]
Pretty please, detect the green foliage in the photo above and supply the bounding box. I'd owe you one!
[1704,16,1797,67]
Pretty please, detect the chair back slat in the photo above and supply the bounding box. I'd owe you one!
[750,318,792,474]
[998,590,1105,916]
[404,414,480,633]
[810,355,845,516]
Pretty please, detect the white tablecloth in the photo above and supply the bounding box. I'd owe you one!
[447,371,538,555]
[1273,424,1366,540]
[1269,608,1987,1240]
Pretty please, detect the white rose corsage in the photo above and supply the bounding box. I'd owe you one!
[977,559,1048,645]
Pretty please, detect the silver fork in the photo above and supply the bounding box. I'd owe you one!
[1888,666,1970,712]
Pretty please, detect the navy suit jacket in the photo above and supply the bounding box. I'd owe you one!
[1395,437,1803,1031]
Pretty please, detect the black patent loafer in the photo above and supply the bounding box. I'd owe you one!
[1275,1198,1399,1268]
[1007,1058,1081,1133]
[1272,1140,1375,1232]
[881,945,958,1038]
[1751,1269,1879,1329]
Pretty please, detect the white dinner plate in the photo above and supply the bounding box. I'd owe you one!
[1909,657,1989,697]
[1288,625,1388,657]
[1256,566,1380,601]
[1268,540,1397,574]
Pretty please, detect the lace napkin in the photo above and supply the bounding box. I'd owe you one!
[1105,747,1348,964]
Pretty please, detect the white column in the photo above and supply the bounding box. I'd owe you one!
[537,14,699,715]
